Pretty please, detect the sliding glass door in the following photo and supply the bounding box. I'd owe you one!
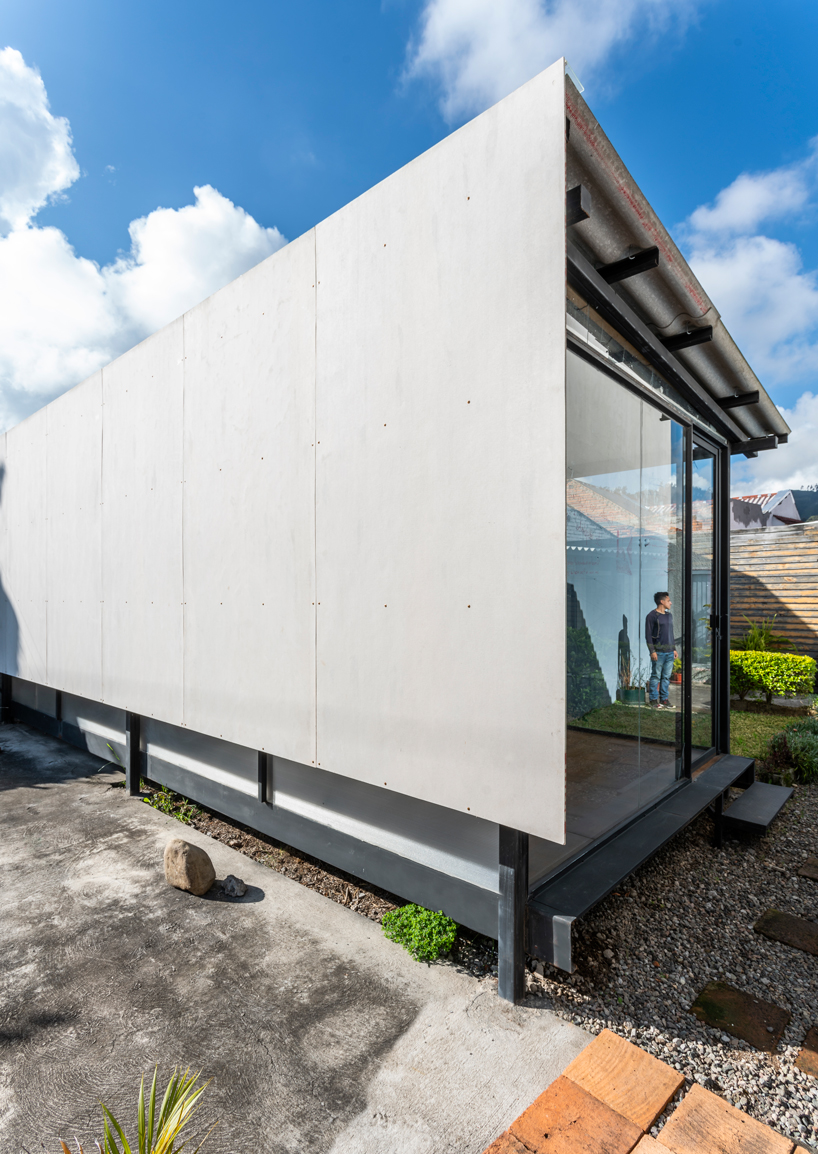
[564,350,685,850]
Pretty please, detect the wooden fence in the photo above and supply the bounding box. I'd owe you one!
[730,523,818,660]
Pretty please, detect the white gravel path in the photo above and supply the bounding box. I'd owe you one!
[521,781,818,1148]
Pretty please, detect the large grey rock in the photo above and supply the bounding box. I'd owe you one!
[163,837,215,895]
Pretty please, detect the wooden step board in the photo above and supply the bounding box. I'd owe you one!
[722,781,793,835]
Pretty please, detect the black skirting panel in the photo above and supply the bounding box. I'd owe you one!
[7,702,499,940]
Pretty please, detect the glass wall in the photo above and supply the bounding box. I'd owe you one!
[564,349,685,847]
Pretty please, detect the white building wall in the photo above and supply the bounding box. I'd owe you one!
[0,62,567,841]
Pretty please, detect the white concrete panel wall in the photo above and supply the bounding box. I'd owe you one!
[4,408,49,683]
[46,375,103,698]
[101,321,185,718]
[0,65,567,840]
[181,233,316,762]
[315,63,566,839]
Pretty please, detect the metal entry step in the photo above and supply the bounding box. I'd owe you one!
[722,781,793,835]
[527,755,755,972]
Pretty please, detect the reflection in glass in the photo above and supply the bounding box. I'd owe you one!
[558,351,685,864]
[691,443,716,757]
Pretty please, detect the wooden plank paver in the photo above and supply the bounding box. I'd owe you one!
[795,1026,818,1077]
[658,1084,794,1154]
[632,1139,674,1153]
[562,1028,684,1130]
[690,981,791,1051]
[483,1075,643,1154]
[755,909,818,956]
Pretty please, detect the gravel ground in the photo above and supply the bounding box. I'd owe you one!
[521,783,818,1149]
[139,774,817,1148]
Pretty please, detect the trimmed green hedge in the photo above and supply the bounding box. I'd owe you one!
[730,650,816,704]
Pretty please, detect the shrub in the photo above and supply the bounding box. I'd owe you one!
[729,650,816,705]
[382,904,457,962]
[732,614,793,652]
[763,716,818,785]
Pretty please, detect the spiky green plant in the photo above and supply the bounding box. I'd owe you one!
[59,1067,214,1154]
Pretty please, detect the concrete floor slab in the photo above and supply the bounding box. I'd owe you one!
[0,724,588,1153]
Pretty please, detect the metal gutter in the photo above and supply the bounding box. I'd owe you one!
[565,76,790,443]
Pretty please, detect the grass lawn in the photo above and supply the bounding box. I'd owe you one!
[570,702,794,761]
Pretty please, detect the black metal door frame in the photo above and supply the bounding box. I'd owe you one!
[686,428,726,773]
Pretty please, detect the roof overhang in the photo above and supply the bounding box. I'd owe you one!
[565,75,790,450]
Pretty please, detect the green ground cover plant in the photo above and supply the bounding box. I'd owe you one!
[381,904,457,962]
[729,651,816,704]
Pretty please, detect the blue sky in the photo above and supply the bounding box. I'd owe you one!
[2,0,817,491]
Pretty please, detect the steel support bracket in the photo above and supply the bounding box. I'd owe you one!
[498,826,529,1002]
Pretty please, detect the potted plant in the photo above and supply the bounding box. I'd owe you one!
[619,658,647,705]
[670,657,682,684]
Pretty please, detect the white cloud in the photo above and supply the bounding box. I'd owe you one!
[687,158,814,237]
[732,392,818,492]
[681,143,818,389]
[0,47,79,234]
[405,0,701,122]
[681,144,818,490]
[0,48,287,432]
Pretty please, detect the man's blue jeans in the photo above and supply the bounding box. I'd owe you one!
[649,651,675,703]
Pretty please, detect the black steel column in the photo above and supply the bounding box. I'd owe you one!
[55,689,63,739]
[498,825,528,1003]
[0,673,11,724]
[716,445,732,753]
[125,711,141,796]
[258,751,273,805]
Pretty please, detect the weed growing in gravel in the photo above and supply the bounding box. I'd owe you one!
[143,784,201,825]
[382,904,457,962]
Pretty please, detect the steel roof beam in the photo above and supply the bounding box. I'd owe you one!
[567,243,745,443]
[719,390,760,410]
[730,435,779,457]
[597,246,659,284]
[661,326,713,353]
[566,184,592,227]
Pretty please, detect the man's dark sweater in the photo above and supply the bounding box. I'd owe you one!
[645,609,676,653]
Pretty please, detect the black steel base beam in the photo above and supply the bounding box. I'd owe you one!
[125,711,141,796]
[661,326,713,352]
[498,826,528,1003]
[597,246,659,284]
[566,184,591,227]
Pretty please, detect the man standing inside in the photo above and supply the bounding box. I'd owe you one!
[645,592,678,709]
